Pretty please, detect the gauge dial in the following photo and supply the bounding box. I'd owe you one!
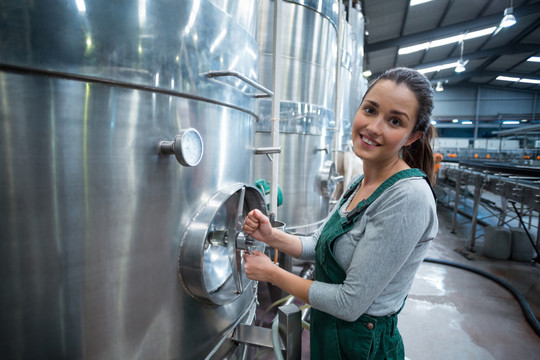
[175,128,203,167]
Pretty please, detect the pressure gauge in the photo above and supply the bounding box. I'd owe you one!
[175,128,204,167]
[157,128,204,167]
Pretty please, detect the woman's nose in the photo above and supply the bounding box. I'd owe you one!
[365,116,384,135]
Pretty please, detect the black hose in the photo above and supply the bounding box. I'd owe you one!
[424,257,540,337]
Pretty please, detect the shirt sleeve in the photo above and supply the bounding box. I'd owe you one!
[308,180,436,321]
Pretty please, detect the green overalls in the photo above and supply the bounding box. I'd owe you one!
[311,168,432,360]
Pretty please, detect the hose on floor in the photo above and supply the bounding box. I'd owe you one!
[424,257,540,337]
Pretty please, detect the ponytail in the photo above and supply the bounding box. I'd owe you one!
[402,125,437,185]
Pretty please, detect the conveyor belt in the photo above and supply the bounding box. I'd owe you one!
[458,161,540,178]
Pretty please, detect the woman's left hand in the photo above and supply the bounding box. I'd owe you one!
[243,250,275,283]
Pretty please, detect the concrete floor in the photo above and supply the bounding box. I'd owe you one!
[254,204,540,359]
[400,206,540,360]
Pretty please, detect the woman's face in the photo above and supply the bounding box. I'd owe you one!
[351,79,421,164]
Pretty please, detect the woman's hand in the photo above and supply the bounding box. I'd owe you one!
[243,250,275,283]
[243,209,274,244]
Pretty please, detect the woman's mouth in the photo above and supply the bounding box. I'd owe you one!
[361,135,380,147]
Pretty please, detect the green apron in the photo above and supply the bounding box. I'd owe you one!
[311,168,431,360]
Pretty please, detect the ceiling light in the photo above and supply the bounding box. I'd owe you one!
[431,120,437,125]
[496,76,520,82]
[503,121,519,125]
[435,81,444,92]
[362,70,372,77]
[462,121,473,125]
[452,119,459,123]
[398,27,496,55]
[500,6,516,28]
[417,61,459,74]
[455,41,466,73]
[520,78,540,84]
[528,56,540,62]
[410,0,434,6]
[455,60,466,73]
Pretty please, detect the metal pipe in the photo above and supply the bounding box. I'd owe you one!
[332,2,344,164]
[202,70,273,98]
[270,0,283,218]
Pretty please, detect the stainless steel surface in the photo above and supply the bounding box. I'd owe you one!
[232,324,285,350]
[0,1,263,359]
[278,304,302,360]
[255,0,343,234]
[258,0,338,108]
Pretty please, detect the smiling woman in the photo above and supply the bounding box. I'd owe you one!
[242,67,439,360]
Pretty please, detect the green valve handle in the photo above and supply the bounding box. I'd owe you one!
[255,179,283,209]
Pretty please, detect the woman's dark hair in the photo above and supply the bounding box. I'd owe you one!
[364,67,437,184]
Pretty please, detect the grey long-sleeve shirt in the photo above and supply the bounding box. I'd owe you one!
[299,175,438,321]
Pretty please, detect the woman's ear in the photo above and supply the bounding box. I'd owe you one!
[405,131,422,147]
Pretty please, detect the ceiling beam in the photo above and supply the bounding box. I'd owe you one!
[365,3,540,52]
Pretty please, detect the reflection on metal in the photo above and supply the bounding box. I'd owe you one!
[158,128,204,167]
[179,184,267,305]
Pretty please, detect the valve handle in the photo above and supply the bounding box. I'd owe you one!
[228,186,246,294]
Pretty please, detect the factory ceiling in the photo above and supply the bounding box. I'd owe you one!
[360,0,540,92]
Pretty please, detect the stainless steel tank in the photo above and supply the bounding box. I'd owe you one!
[0,1,268,359]
[333,3,366,199]
[255,0,340,235]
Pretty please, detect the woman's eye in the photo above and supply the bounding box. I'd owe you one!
[389,118,401,126]
[364,107,374,114]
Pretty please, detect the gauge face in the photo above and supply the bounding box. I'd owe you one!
[176,128,203,167]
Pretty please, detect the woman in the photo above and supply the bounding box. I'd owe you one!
[243,67,438,359]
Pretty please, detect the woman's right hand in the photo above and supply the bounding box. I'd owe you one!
[243,209,274,245]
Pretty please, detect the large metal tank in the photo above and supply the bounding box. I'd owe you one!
[255,0,340,235]
[0,1,268,359]
[333,3,367,200]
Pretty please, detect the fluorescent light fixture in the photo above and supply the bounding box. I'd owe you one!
[362,70,372,77]
[452,119,459,123]
[528,56,540,62]
[520,79,540,84]
[503,121,519,125]
[417,61,460,74]
[496,76,520,82]
[521,119,529,122]
[411,0,434,6]
[462,121,473,125]
[464,27,498,40]
[399,42,430,55]
[431,120,437,125]
[500,7,516,28]
[435,81,444,92]
[398,27,496,55]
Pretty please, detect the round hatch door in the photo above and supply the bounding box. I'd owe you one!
[178,183,267,305]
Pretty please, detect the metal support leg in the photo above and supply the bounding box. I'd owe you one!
[451,171,462,234]
[232,303,301,360]
[278,303,302,360]
[467,174,483,252]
